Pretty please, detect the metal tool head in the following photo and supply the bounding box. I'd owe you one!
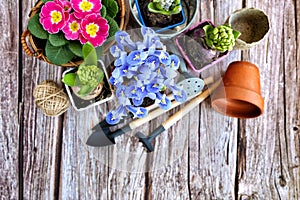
[177,77,205,98]
[135,132,154,152]
[86,123,116,147]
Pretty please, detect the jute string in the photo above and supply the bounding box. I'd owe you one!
[33,80,69,116]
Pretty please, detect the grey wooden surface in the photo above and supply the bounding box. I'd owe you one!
[0,0,299,199]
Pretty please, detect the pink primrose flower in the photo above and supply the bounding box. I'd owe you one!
[40,1,70,34]
[79,13,109,47]
[62,14,81,40]
[55,0,72,12]
[71,0,102,19]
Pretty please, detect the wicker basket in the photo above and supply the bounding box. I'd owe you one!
[21,0,127,67]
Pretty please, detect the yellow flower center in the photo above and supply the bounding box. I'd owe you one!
[79,0,93,12]
[69,21,79,33]
[134,55,140,60]
[50,11,62,24]
[86,23,99,37]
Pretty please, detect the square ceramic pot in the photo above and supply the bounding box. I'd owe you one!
[63,60,114,111]
[175,20,229,73]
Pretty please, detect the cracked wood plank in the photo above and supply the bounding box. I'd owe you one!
[21,1,64,199]
[0,2,20,199]
[237,0,300,199]
[187,0,241,199]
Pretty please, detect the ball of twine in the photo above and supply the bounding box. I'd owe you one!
[33,80,69,116]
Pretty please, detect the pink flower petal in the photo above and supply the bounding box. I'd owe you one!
[80,13,109,47]
[71,0,102,19]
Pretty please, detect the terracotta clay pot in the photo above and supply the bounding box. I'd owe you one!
[211,61,264,118]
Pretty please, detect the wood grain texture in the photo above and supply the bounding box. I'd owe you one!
[0,1,20,199]
[237,0,300,199]
[21,1,64,199]
[0,0,297,200]
[186,1,241,199]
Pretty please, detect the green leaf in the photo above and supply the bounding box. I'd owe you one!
[105,16,119,38]
[68,41,83,57]
[102,0,118,18]
[49,32,68,46]
[45,41,75,65]
[82,42,97,65]
[100,5,107,18]
[62,73,77,86]
[28,14,48,39]
[232,30,241,40]
[78,85,94,96]
[42,0,53,3]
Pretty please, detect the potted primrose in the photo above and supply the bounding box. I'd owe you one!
[22,0,124,67]
[132,0,186,33]
[175,20,241,73]
[62,42,113,111]
[106,26,188,125]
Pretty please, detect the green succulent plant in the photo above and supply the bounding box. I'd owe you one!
[148,0,182,15]
[62,42,104,97]
[203,24,241,52]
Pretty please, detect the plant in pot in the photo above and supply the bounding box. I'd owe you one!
[62,42,113,110]
[106,26,188,125]
[175,20,241,73]
[133,0,186,33]
[22,0,124,67]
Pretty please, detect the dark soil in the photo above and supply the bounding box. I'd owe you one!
[137,0,184,28]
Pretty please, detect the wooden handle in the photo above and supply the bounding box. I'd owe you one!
[145,76,214,112]
[129,77,218,130]
[162,79,222,130]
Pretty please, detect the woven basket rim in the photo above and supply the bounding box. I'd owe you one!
[22,0,127,67]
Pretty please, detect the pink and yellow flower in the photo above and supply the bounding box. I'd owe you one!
[55,0,72,12]
[71,0,102,19]
[62,14,81,40]
[39,1,70,34]
[79,13,109,47]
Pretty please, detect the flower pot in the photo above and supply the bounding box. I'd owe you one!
[225,8,270,50]
[211,61,264,118]
[175,20,229,73]
[63,60,114,111]
[130,0,198,38]
[21,0,127,67]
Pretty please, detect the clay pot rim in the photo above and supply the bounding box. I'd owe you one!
[212,86,264,118]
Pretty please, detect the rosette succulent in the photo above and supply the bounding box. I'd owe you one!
[62,42,104,97]
[203,24,241,52]
[148,0,182,15]
[106,27,187,125]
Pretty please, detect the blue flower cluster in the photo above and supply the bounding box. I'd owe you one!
[106,27,187,125]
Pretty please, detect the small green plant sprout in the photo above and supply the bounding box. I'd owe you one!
[203,24,241,52]
[62,42,104,97]
[148,0,182,15]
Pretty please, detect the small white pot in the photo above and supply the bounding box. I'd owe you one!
[63,60,114,111]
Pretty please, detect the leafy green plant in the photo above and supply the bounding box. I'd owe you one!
[62,42,104,97]
[148,0,182,15]
[203,24,241,52]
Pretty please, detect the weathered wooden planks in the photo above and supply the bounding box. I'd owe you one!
[0,1,20,199]
[0,0,298,199]
[21,1,64,199]
[237,0,300,199]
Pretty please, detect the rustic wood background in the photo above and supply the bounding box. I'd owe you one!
[0,0,299,199]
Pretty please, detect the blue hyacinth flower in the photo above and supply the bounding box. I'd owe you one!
[168,54,180,70]
[127,105,148,118]
[115,31,136,50]
[106,105,127,125]
[127,50,148,65]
